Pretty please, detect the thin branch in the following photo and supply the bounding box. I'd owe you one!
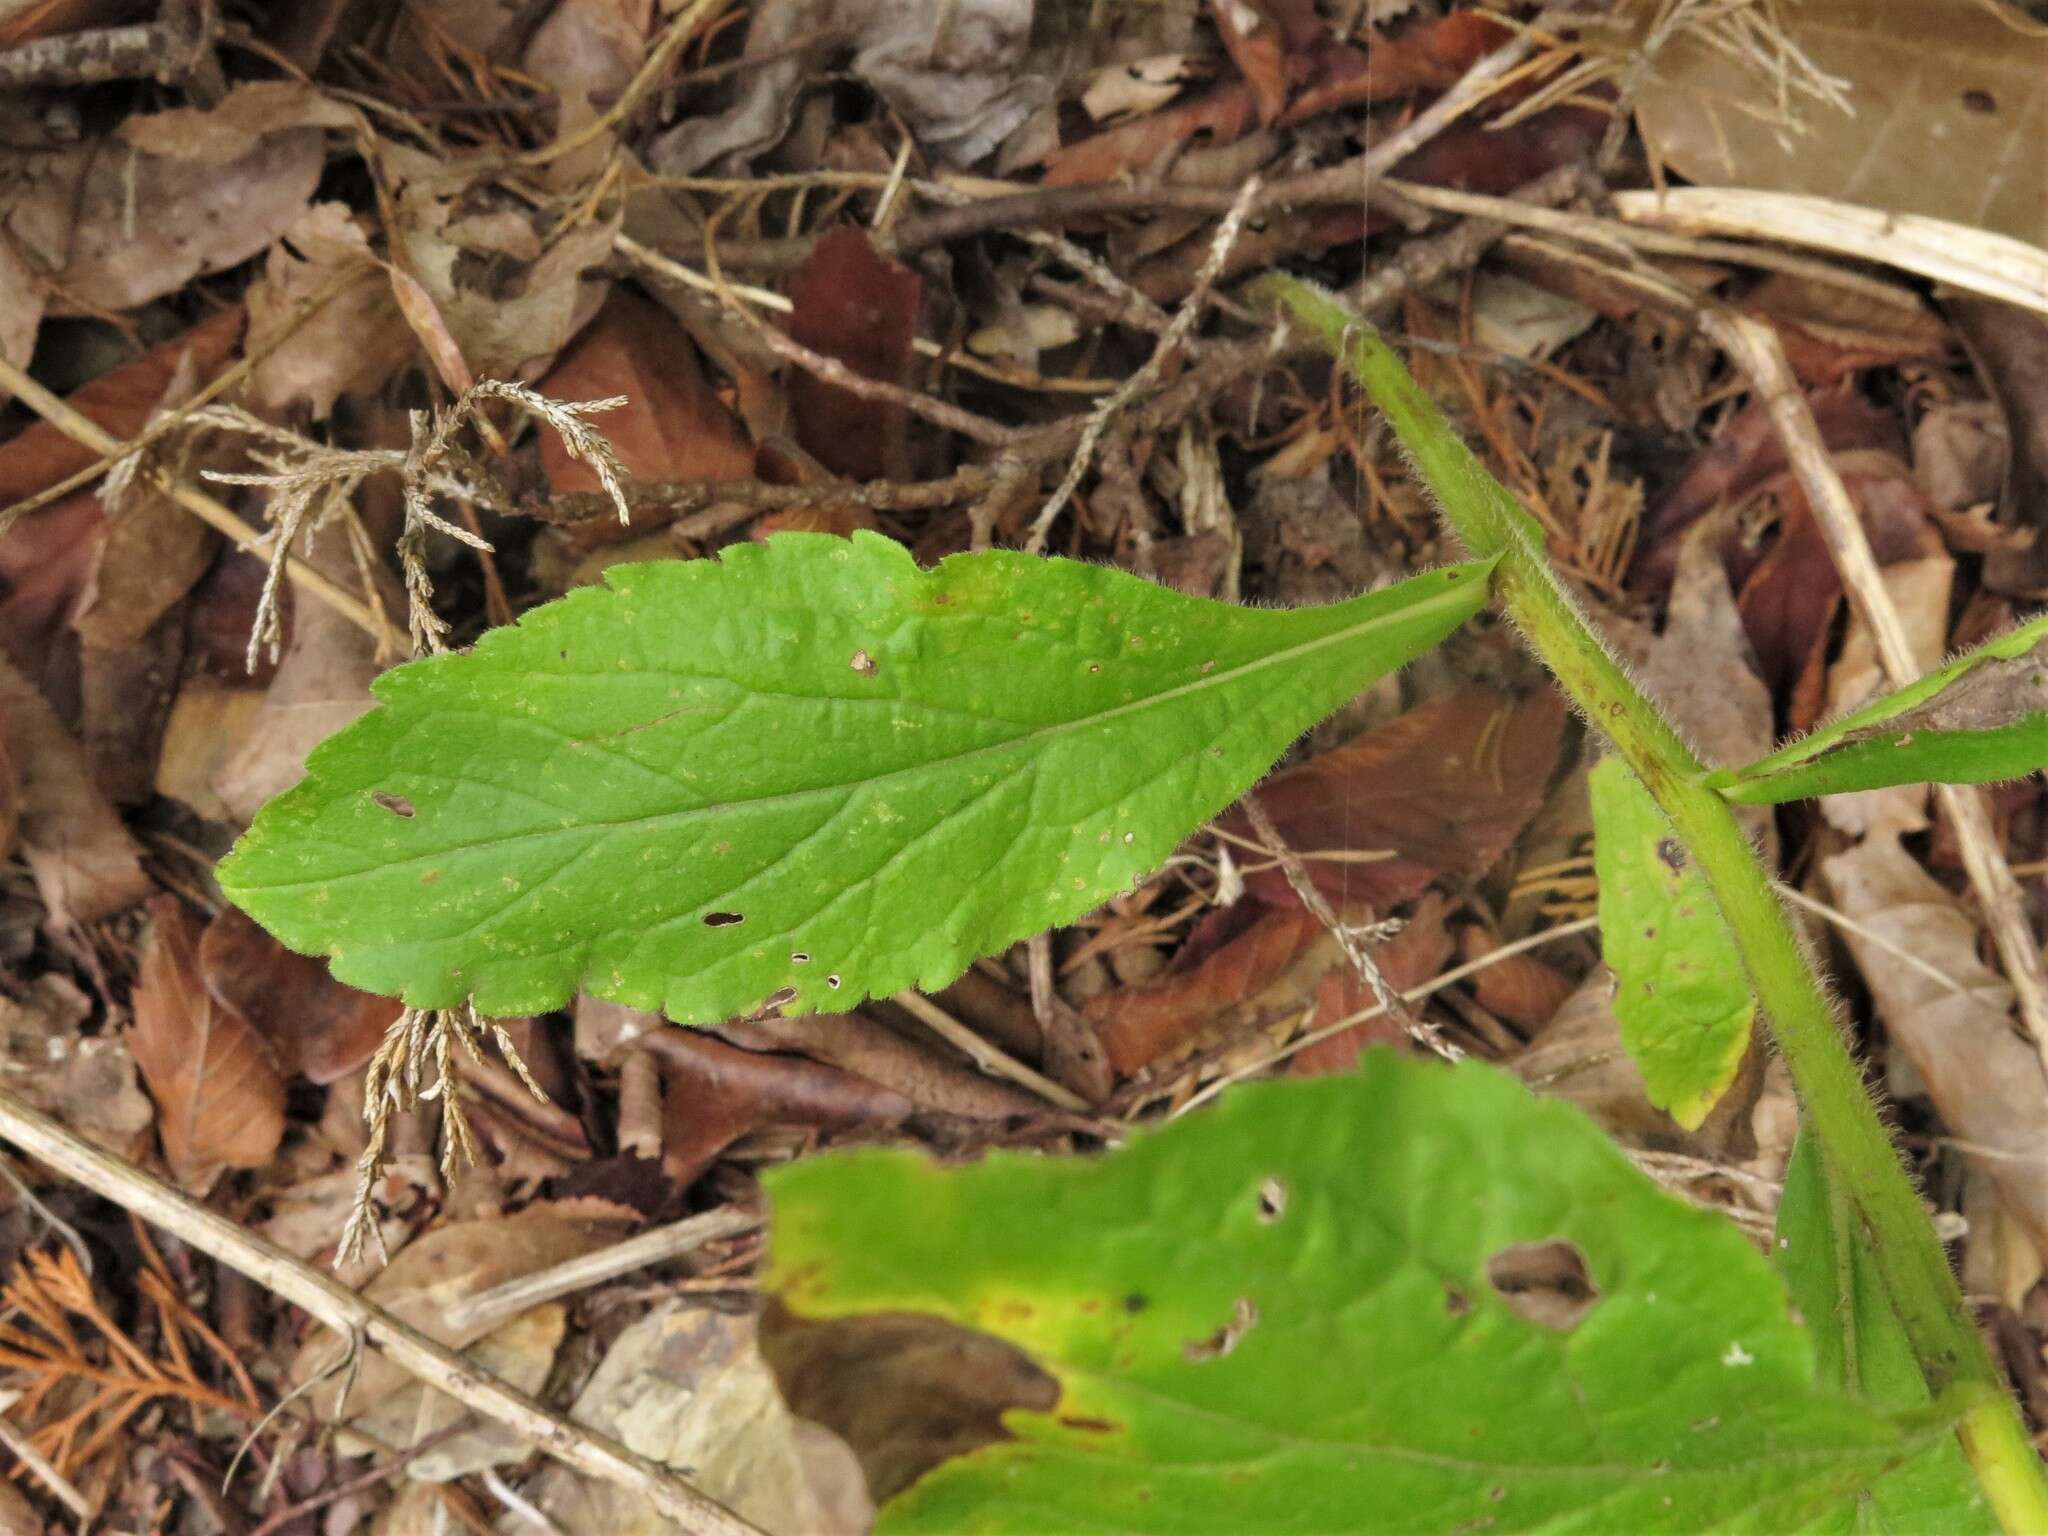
[0,1087,767,1536]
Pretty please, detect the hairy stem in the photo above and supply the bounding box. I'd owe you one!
[1256,275,2048,1529]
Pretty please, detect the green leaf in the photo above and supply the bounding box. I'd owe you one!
[218,531,1490,1020]
[1777,1134,1997,1535]
[766,1053,1950,1535]
[1590,757,1755,1130]
[1707,615,2048,805]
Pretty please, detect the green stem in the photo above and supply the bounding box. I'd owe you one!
[1256,275,2048,1529]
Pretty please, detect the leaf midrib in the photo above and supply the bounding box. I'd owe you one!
[233,573,1479,893]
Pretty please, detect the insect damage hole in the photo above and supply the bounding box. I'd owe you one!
[850,649,877,674]
[1182,1296,1259,1362]
[371,791,416,818]
[1485,1240,1599,1332]
[1255,1177,1288,1224]
[702,911,745,928]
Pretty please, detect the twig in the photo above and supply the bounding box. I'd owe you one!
[0,1,217,90]
[1239,793,1459,1063]
[0,1388,90,1520]
[1025,176,1262,553]
[0,1087,766,1536]
[1700,310,2048,1076]
[442,1208,760,1335]
[889,992,1093,1115]
[543,465,997,526]
[0,352,392,654]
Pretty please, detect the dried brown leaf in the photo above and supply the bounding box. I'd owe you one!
[6,126,324,312]
[0,653,148,927]
[640,1029,916,1187]
[245,202,417,419]
[787,228,922,482]
[126,896,286,1194]
[1636,0,2048,247]
[198,905,399,1084]
[1220,686,1567,911]
[535,287,752,502]
[1087,904,1325,1076]
[0,975,151,1157]
[1824,835,2048,1261]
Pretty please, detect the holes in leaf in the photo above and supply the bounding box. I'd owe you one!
[1255,1177,1288,1224]
[850,649,876,674]
[702,911,745,928]
[1962,87,1997,113]
[791,952,810,964]
[372,791,416,818]
[1655,838,1686,872]
[761,986,799,1011]
[1181,1296,1258,1362]
[1485,1240,1599,1332]
[826,974,843,989]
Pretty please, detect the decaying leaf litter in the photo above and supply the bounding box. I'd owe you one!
[0,0,2045,1528]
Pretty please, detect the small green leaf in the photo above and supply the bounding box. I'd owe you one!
[765,1054,1949,1534]
[219,531,1489,1021]
[1777,1134,1997,1535]
[1708,615,2048,805]
[1591,757,1753,1129]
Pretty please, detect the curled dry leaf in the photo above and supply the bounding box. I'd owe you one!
[0,654,149,928]
[126,896,286,1194]
[1824,835,2048,1262]
[725,1010,1059,1122]
[197,906,399,1085]
[1218,686,1567,911]
[640,1029,917,1189]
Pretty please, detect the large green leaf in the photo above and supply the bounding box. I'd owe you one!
[1776,1134,1997,1536]
[766,1053,1950,1534]
[1707,615,2047,806]
[219,532,1489,1020]
[1590,757,1754,1130]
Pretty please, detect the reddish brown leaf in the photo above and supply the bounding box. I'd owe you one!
[638,1030,916,1188]
[1211,0,1304,123]
[1456,925,1576,1034]
[1043,84,1257,187]
[1221,686,1567,912]
[1633,384,1899,591]
[785,228,922,482]
[536,288,754,496]
[198,906,399,1084]
[1283,11,1516,124]
[1088,905,1325,1076]
[127,896,286,1194]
